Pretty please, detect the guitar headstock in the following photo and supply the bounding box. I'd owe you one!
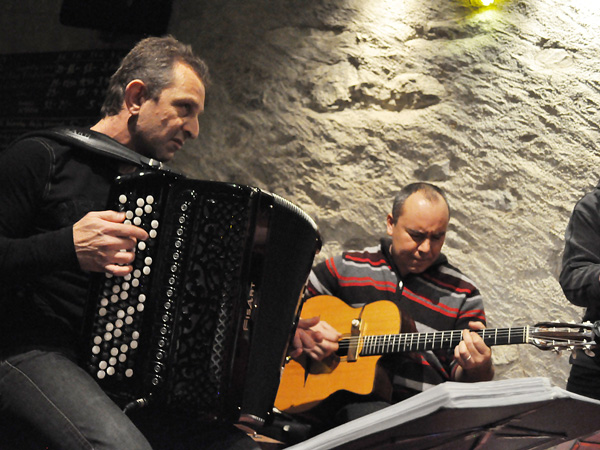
[529,321,599,355]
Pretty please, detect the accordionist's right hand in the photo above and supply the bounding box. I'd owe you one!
[73,210,149,276]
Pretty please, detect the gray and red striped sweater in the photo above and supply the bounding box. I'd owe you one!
[305,238,487,403]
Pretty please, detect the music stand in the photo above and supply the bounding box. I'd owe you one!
[285,377,600,450]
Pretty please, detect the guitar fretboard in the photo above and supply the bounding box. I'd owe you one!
[351,327,530,356]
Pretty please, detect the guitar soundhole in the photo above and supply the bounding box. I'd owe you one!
[337,339,350,357]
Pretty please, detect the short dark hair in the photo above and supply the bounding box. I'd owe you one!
[391,182,450,223]
[101,35,210,117]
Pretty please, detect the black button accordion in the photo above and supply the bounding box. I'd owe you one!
[81,171,321,427]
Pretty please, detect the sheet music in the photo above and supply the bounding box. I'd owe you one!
[286,377,600,450]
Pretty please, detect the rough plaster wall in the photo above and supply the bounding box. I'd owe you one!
[169,0,600,387]
[2,0,600,388]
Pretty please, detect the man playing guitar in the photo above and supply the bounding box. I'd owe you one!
[286,182,494,436]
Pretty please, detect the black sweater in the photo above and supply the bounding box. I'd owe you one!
[0,135,120,358]
[560,182,600,369]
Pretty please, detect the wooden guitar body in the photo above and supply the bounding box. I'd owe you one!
[275,295,400,413]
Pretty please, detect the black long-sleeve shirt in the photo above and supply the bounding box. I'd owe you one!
[560,182,600,369]
[0,135,119,358]
[560,183,600,321]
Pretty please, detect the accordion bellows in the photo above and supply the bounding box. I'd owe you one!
[81,171,321,427]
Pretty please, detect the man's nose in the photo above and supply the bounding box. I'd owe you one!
[183,116,200,140]
[418,239,431,254]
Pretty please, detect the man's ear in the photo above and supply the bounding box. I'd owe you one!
[124,80,147,116]
[386,213,395,236]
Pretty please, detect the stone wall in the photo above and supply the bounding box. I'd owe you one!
[3,0,600,387]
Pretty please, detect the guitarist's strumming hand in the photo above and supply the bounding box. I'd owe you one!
[289,316,342,361]
[453,321,495,383]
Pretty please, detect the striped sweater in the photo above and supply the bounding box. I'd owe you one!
[305,238,486,403]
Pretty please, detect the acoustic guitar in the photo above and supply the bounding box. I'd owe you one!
[275,295,598,413]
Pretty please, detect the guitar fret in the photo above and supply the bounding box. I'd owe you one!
[357,325,540,357]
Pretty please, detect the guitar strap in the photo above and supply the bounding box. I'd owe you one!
[15,126,182,175]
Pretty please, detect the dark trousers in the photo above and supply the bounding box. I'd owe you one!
[266,390,390,446]
[0,349,259,450]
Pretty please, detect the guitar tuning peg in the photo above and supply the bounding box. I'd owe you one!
[585,349,596,357]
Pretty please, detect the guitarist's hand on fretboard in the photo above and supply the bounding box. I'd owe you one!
[453,322,495,383]
[289,316,342,361]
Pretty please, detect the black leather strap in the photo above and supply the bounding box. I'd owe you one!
[17,126,181,175]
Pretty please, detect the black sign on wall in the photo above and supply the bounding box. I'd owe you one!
[60,0,172,36]
[0,49,126,148]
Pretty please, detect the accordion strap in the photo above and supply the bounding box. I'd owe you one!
[17,126,180,174]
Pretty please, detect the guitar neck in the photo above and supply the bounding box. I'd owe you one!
[358,327,530,356]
